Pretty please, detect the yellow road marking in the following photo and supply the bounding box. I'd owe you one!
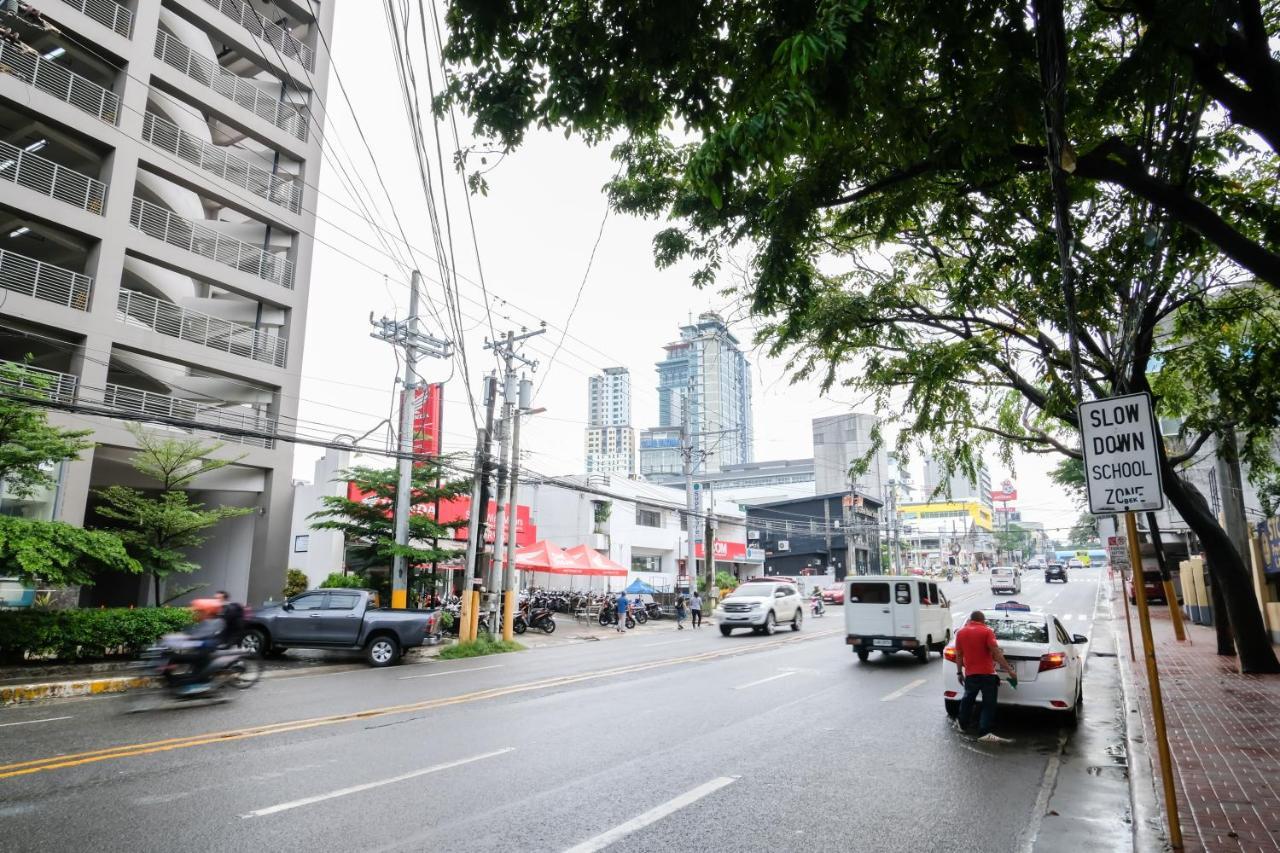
[0,628,839,780]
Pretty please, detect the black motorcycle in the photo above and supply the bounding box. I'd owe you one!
[126,643,261,711]
[598,599,636,629]
[514,603,557,634]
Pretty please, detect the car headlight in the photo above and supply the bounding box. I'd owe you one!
[749,602,762,610]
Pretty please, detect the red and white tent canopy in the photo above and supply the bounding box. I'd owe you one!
[502,541,628,577]
[564,545,629,578]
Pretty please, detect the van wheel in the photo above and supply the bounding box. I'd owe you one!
[915,643,930,663]
[856,649,869,662]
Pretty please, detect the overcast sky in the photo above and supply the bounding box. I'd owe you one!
[292,3,1081,538]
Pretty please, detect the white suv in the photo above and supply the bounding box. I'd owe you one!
[715,581,804,636]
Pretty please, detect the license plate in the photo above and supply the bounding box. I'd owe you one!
[873,639,893,647]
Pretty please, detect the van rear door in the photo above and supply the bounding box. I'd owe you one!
[845,581,893,636]
[892,581,915,636]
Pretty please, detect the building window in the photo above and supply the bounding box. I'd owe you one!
[293,534,310,553]
[636,507,662,528]
[632,555,661,573]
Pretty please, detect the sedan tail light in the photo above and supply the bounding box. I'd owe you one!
[943,646,957,662]
[1038,652,1067,672]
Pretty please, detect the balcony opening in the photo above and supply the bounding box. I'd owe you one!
[0,100,111,214]
[0,201,94,310]
[169,0,317,73]
[0,16,122,123]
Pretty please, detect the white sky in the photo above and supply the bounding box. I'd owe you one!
[292,3,1081,539]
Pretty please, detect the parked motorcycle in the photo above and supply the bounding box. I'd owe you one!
[126,642,261,711]
[598,598,636,629]
[515,602,556,634]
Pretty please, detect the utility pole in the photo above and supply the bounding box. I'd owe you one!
[844,476,856,576]
[681,384,698,594]
[370,270,452,610]
[704,479,717,597]
[501,377,533,641]
[460,372,498,642]
[484,328,544,636]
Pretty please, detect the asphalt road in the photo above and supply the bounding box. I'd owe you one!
[0,568,1124,853]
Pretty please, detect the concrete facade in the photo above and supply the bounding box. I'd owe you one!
[812,413,889,501]
[0,0,335,605]
[585,367,636,476]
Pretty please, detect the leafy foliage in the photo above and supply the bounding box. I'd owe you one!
[319,572,367,589]
[283,568,309,598]
[308,464,471,575]
[0,515,140,586]
[994,523,1034,560]
[94,427,252,604]
[0,606,194,663]
[0,361,93,499]
[1068,514,1100,548]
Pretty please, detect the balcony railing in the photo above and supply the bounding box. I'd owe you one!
[142,112,301,213]
[0,40,120,125]
[199,0,315,71]
[103,383,275,448]
[116,288,288,368]
[129,197,295,289]
[0,248,92,311]
[0,139,108,215]
[153,30,308,142]
[60,0,134,38]
[0,360,78,405]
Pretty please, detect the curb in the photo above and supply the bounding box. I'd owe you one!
[1107,580,1169,853]
[1,675,155,706]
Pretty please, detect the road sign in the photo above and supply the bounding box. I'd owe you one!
[1079,392,1165,514]
[1107,535,1130,570]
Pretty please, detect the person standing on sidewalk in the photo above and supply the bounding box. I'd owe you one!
[675,595,687,630]
[953,610,1017,743]
[615,591,629,633]
[690,591,703,629]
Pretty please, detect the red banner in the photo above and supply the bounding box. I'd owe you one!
[412,383,443,464]
[346,483,537,547]
[694,539,749,561]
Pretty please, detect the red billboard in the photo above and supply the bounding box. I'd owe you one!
[411,383,443,464]
[694,540,749,561]
[991,479,1017,502]
[345,484,537,547]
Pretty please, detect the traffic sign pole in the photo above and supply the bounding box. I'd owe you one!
[1109,534,1138,662]
[1126,511,1183,850]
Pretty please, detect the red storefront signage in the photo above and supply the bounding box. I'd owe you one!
[345,484,537,547]
[694,540,749,561]
[411,383,443,464]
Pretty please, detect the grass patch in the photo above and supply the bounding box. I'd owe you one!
[438,633,526,659]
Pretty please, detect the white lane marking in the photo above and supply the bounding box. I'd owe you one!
[241,748,515,818]
[397,664,503,680]
[563,776,739,853]
[880,678,928,702]
[642,639,688,648]
[0,715,73,728]
[1060,614,1072,621]
[1017,732,1069,853]
[733,671,797,690]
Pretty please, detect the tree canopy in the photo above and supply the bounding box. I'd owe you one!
[441,0,1280,671]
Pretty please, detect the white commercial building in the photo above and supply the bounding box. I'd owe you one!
[585,366,636,476]
[0,0,334,605]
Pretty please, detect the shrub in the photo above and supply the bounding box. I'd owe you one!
[283,568,309,598]
[319,572,367,589]
[438,633,524,660]
[0,607,195,663]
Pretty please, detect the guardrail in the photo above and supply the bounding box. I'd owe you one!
[0,247,92,311]
[199,0,315,71]
[116,288,288,368]
[103,383,275,448]
[129,197,295,289]
[0,40,120,125]
[0,360,78,405]
[142,112,301,213]
[0,139,108,215]
[153,30,308,142]
[60,0,133,38]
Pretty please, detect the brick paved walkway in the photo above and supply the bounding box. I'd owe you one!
[1118,591,1280,852]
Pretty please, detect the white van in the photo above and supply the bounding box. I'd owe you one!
[844,576,952,663]
[990,565,1022,594]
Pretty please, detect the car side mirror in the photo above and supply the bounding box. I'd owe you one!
[282,601,293,611]
[775,590,786,598]
[1072,634,1088,644]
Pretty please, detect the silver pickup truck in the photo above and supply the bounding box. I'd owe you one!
[240,589,437,667]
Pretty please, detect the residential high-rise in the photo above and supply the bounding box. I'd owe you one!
[923,456,994,509]
[812,413,890,502]
[585,367,635,475]
[0,1,335,605]
[641,312,752,482]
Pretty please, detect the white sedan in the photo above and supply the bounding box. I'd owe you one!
[942,603,1087,724]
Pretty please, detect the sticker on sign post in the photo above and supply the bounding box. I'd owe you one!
[1079,392,1165,514]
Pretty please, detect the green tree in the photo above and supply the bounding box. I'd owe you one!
[440,0,1280,672]
[1049,458,1087,507]
[319,572,367,589]
[994,523,1033,561]
[307,464,471,590]
[283,568,309,598]
[1068,514,1100,548]
[94,427,252,605]
[0,363,138,586]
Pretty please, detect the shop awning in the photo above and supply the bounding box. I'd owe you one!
[564,545,629,578]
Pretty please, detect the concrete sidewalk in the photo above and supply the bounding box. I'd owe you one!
[1119,593,1280,852]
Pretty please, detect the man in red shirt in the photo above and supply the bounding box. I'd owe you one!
[953,610,1017,742]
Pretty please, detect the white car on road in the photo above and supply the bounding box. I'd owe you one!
[989,565,1022,594]
[942,602,1088,724]
[715,580,804,636]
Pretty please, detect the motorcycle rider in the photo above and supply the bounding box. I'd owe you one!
[810,587,825,615]
[172,599,225,695]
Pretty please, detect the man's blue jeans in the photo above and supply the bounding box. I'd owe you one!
[958,674,1000,736]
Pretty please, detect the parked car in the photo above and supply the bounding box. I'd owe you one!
[943,602,1087,724]
[990,565,1022,594]
[240,589,438,667]
[1127,570,1167,604]
[714,580,804,636]
[1044,563,1068,583]
[821,583,845,605]
[845,575,952,663]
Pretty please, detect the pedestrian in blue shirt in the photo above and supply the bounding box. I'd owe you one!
[615,592,629,633]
